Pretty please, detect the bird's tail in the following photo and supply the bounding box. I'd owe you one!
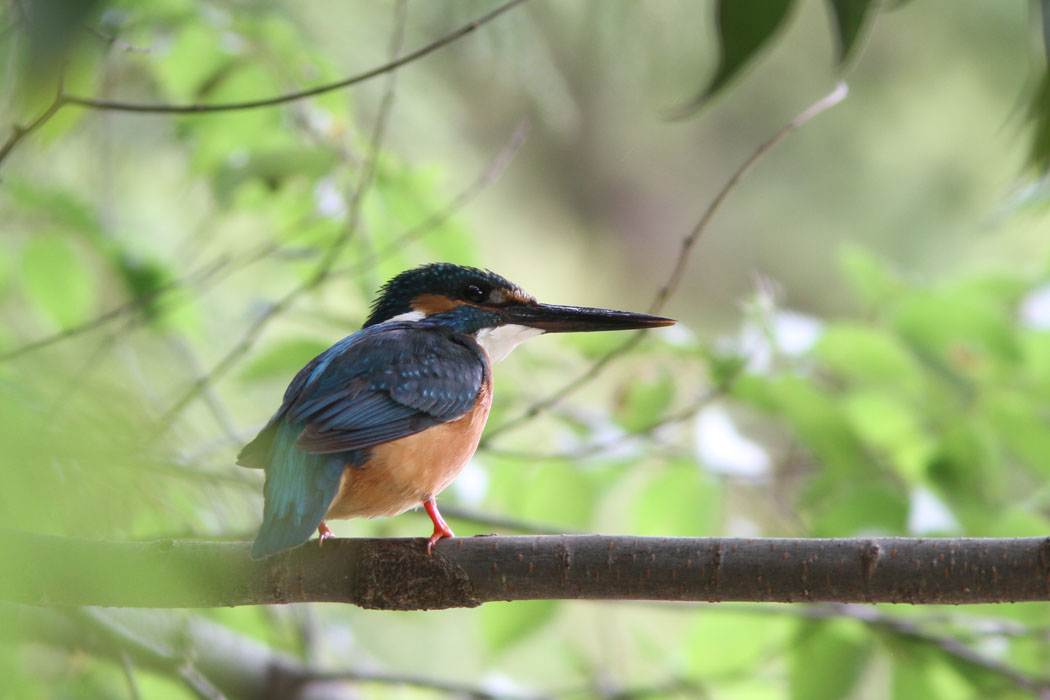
[251,422,345,559]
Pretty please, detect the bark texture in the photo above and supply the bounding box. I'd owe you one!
[4,529,1050,609]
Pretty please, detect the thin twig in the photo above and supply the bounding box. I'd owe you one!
[483,380,730,460]
[304,668,549,700]
[0,0,528,170]
[437,504,579,535]
[0,88,67,168]
[483,82,849,442]
[598,677,708,700]
[168,336,241,444]
[337,0,409,290]
[119,651,143,700]
[697,602,1050,698]
[830,603,1050,698]
[72,608,229,700]
[331,120,530,280]
[62,0,529,115]
[82,24,154,53]
[0,257,228,362]
[151,0,409,437]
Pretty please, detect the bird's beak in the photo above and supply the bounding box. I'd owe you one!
[503,302,675,333]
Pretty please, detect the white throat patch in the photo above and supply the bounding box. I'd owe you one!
[385,310,426,323]
[474,324,544,363]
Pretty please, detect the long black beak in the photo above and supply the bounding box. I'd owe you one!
[504,302,675,333]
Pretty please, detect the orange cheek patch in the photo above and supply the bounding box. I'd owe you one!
[412,294,463,316]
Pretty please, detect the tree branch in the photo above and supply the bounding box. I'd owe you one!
[3,604,357,700]
[151,0,409,439]
[482,82,848,443]
[4,530,1050,610]
[0,0,529,170]
[61,0,529,115]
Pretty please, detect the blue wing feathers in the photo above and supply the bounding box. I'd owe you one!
[243,321,489,558]
[250,421,346,559]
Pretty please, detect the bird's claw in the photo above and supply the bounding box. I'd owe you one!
[423,498,454,556]
[317,521,335,547]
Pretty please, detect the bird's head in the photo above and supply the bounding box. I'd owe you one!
[364,263,675,362]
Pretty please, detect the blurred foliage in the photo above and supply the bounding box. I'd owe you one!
[1,1,1050,699]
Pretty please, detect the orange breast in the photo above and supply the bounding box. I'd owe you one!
[325,380,492,521]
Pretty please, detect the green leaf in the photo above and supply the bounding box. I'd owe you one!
[811,481,908,536]
[19,0,104,82]
[984,390,1050,478]
[5,178,104,240]
[892,288,1020,374]
[671,0,795,117]
[614,371,675,432]
[239,338,331,383]
[926,421,995,504]
[687,608,791,676]
[1027,69,1050,172]
[827,0,876,65]
[889,637,973,700]
[632,464,718,536]
[790,619,871,700]
[517,462,597,528]
[815,323,923,390]
[480,600,558,655]
[705,346,748,388]
[153,23,228,102]
[842,390,932,482]
[21,234,97,329]
[213,148,337,205]
[838,244,903,308]
[733,373,866,477]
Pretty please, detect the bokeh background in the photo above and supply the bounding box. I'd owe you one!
[3,1,1050,698]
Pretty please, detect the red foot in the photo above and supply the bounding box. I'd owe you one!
[423,498,454,555]
[317,521,334,547]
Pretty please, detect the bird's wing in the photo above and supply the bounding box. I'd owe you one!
[283,323,488,455]
[239,323,487,558]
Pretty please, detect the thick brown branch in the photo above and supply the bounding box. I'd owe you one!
[4,530,1050,610]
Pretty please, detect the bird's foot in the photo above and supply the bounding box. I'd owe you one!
[317,521,335,547]
[423,498,454,556]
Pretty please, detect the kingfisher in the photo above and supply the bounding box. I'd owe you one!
[239,263,674,558]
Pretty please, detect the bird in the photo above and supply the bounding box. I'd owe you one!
[238,263,675,559]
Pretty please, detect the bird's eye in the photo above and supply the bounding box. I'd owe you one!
[462,284,487,303]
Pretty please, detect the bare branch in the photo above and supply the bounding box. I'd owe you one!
[151,3,409,437]
[303,667,548,700]
[0,0,528,170]
[438,504,579,535]
[62,0,529,115]
[71,608,230,700]
[0,88,67,169]
[0,256,228,362]
[825,603,1050,697]
[748,602,1050,696]
[483,83,848,443]
[483,380,730,460]
[331,120,529,279]
[9,602,548,700]
[5,604,356,700]
[152,120,526,438]
[119,651,143,700]
[82,24,154,53]
[5,530,1050,610]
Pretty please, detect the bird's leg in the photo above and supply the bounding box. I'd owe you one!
[423,497,454,555]
[317,520,334,546]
